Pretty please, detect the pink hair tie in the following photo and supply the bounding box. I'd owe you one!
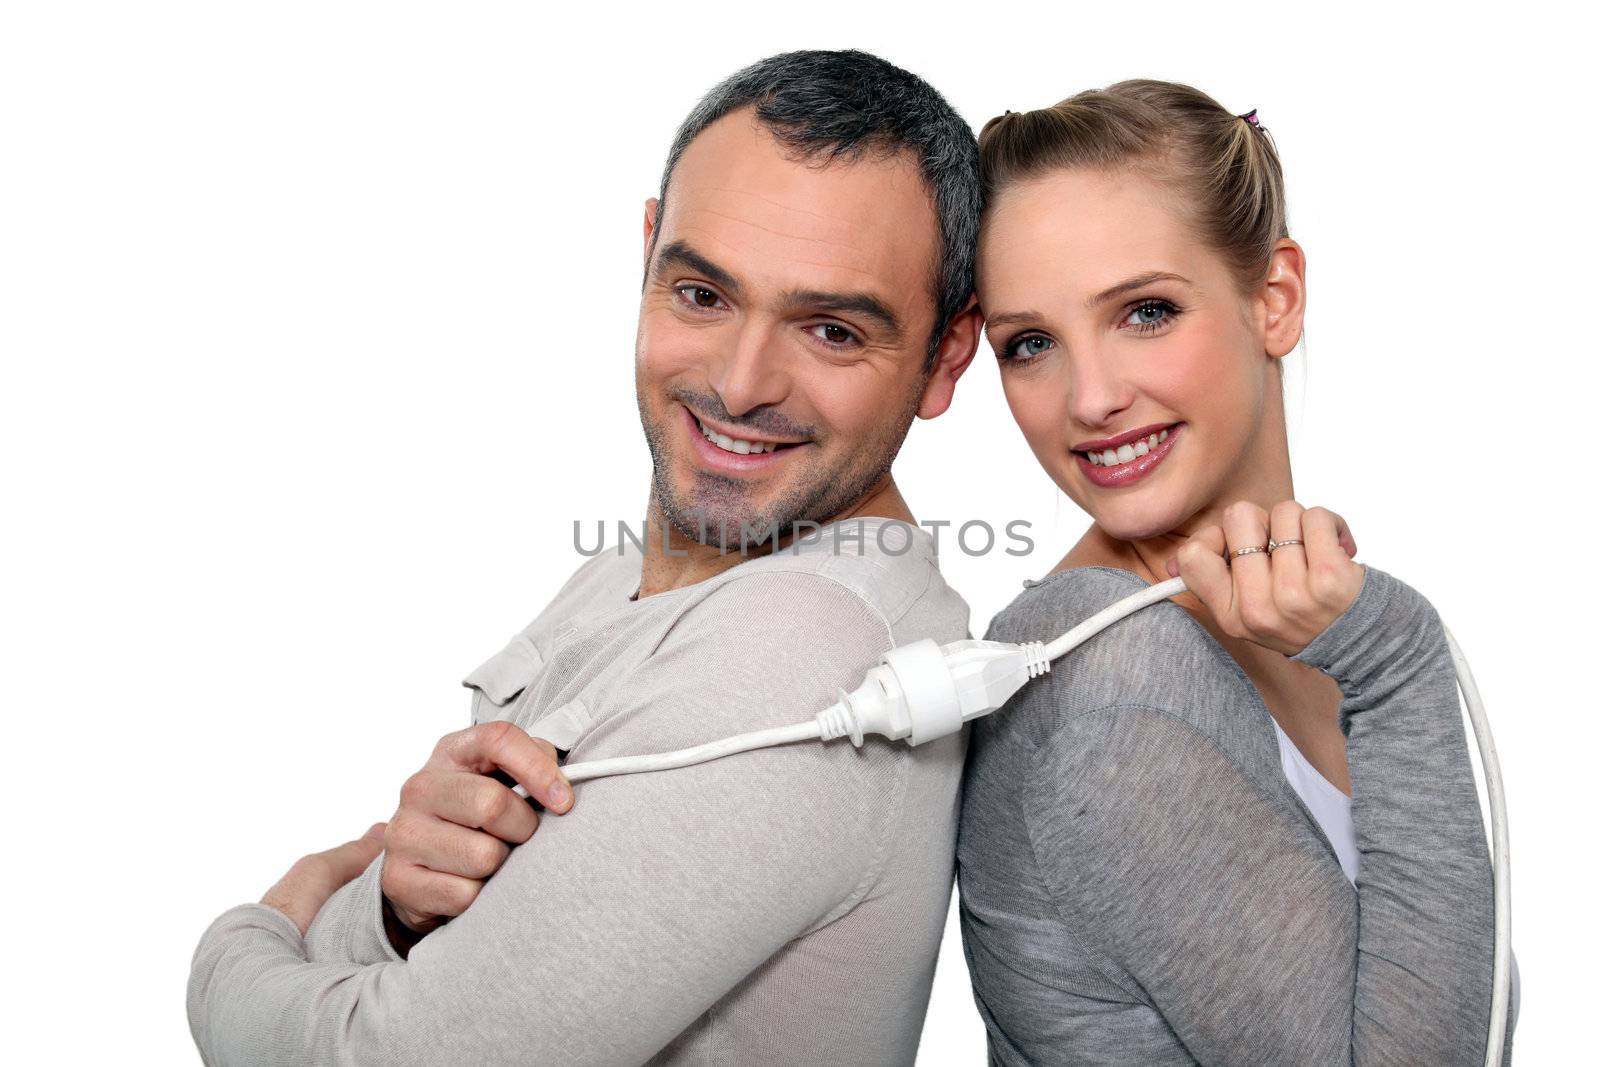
[1239,108,1262,128]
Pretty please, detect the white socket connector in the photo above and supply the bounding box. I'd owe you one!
[814,638,1051,748]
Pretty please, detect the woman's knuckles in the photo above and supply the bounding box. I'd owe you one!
[1223,499,1264,525]
[1236,594,1279,635]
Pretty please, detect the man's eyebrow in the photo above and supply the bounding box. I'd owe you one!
[1087,270,1191,308]
[779,289,903,341]
[653,240,742,298]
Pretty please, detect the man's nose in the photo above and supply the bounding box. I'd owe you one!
[1064,343,1135,430]
[710,318,791,418]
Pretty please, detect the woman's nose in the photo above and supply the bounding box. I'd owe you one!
[1065,345,1135,430]
[710,320,791,418]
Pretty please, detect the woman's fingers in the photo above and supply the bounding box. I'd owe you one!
[1302,507,1364,611]
[1220,501,1272,636]
[1267,500,1309,613]
[1176,501,1364,654]
[1174,524,1231,618]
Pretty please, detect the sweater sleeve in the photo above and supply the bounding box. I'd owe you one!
[1018,565,1513,1066]
[187,571,907,1066]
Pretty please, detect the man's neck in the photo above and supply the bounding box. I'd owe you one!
[634,477,916,600]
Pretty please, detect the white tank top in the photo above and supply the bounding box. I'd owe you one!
[1271,721,1359,883]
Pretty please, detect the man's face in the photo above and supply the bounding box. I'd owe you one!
[635,107,945,549]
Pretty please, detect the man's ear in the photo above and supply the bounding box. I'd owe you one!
[916,294,983,420]
[642,197,660,269]
[1261,237,1306,359]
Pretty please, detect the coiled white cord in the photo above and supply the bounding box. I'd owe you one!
[514,576,1510,1064]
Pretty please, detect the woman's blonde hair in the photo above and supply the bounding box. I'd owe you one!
[978,80,1288,293]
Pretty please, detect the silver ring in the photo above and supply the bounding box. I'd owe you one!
[1267,539,1304,554]
[1228,544,1269,561]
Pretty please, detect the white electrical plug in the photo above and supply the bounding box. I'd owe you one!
[814,638,1050,747]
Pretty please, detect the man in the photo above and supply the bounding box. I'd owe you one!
[188,49,983,1065]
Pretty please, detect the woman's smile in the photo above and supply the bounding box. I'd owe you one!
[1073,422,1183,488]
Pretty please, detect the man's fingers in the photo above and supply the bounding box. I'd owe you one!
[387,809,513,880]
[416,768,541,844]
[316,822,387,884]
[443,721,574,814]
[382,859,483,925]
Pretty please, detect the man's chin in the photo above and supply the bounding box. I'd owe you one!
[667,508,788,551]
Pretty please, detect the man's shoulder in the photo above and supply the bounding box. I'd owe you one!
[728,517,969,643]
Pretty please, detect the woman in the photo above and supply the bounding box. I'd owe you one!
[956,81,1516,1065]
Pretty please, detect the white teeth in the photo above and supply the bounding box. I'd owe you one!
[1084,427,1173,466]
[696,415,782,455]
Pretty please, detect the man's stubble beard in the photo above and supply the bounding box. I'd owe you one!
[636,387,920,552]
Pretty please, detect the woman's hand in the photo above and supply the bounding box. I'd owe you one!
[261,822,388,938]
[1167,500,1363,657]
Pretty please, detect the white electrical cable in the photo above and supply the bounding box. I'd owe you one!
[560,721,822,784]
[510,576,1510,1063]
[1444,625,1512,1067]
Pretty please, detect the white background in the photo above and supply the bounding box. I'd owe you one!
[4,2,1595,1062]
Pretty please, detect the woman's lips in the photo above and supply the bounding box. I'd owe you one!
[1074,423,1182,488]
[682,404,805,476]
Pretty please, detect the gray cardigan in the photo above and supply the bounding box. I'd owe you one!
[957,564,1518,1065]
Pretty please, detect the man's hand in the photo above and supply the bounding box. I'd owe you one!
[262,822,387,937]
[381,720,574,946]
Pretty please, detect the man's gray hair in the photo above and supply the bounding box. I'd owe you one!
[654,49,980,371]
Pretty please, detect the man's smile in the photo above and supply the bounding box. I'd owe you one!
[680,403,809,476]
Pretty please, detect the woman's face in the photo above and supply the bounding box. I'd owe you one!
[977,166,1296,543]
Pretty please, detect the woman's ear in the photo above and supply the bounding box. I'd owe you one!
[1261,238,1307,359]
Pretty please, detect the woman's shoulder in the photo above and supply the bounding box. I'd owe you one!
[987,565,1156,641]
[987,565,1215,673]
[980,566,1270,751]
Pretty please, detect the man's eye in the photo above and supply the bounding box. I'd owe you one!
[675,285,723,310]
[807,323,858,347]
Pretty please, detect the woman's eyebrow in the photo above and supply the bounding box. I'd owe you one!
[984,310,1042,330]
[984,271,1193,332]
[1087,271,1190,308]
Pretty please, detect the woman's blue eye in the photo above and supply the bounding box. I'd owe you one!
[1006,335,1055,361]
[1123,300,1176,329]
